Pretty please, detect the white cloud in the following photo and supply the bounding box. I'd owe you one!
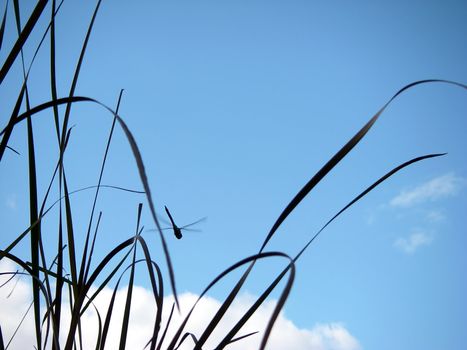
[390,173,465,207]
[394,229,433,254]
[0,260,360,350]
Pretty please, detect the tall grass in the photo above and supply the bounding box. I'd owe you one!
[0,1,466,349]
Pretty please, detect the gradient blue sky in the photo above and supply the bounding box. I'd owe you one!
[1,1,467,349]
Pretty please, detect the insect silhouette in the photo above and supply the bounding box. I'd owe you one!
[161,206,206,239]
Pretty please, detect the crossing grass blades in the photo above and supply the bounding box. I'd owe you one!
[0,1,466,349]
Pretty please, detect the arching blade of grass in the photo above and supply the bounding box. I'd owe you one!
[215,153,446,349]
[3,95,181,309]
[0,0,47,85]
[261,80,466,252]
[174,333,199,350]
[165,252,295,350]
[63,237,134,349]
[198,79,467,350]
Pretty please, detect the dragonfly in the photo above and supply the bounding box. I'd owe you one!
[157,206,206,239]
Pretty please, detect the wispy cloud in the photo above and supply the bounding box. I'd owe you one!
[0,260,360,350]
[426,210,446,223]
[394,229,433,254]
[390,173,465,208]
[5,194,17,210]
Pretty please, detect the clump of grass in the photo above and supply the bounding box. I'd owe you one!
[0,1,466,350]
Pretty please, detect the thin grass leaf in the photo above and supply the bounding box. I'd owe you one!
[217,153,446,349]
[12,1,43,345]
[5,145,20,155]
[99,274,121,350]
[0,270,18,289]
[84,211,103,282]
[131,236,164,350]
[228,331,259,345]
[82,89,124,284]
[153,303,174,350]
[64,236,135,349]
[63,174,79,297]
[49,0,61,141]
[3,94,181,308]
[59,0,102,156]
[199,79,467,349]
[0,0,8,52]
[0,0,47,85]
[118,204,143,350]
[98,257,151,350]
[0,0,64,161]
[0,325,4,350]
[166,251,293,350]
[174,333,199,350]
[0,254,58,349]
[260,80,465,252]
[1,128,73,260]
[209,255,295,350]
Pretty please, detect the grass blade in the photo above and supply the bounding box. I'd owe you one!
[0,325,4,350]
[260,80,466,252]
[0,0,47,85]
[59,0,102,155]
[166,251,293,350]
[11,2,42,346]
[82,89,124,284]
[2,94,181,307]
[217,153,446,349]
[118,204,143,350]
[0,0,8,52]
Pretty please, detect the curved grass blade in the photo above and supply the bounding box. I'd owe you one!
[216,153,446,349]
[201,80,467,349]
[4,94,181,309]
[174,333,199,350]
[166,251,294,350]
[63,236,135,349]
[260,80,467,252]
[98,256,155,350]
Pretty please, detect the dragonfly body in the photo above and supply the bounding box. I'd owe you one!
[164,206,183,239]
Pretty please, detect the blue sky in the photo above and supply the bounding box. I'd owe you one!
[1,1,467,349]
